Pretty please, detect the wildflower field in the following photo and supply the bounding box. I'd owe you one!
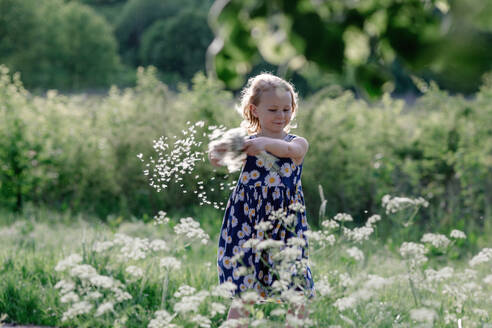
[0,196,491,327]
[0,66,492,327]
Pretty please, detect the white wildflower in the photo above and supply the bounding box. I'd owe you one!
[450,229,466,239]
[333,213,353,222]
[255,221,273,231]
[469,248,492,267]
[382,194,428,214]
[174,285,196,298]
[211,282,237,298]
[61,301,93,321]
[92,241,114,253]
[191,314,211,328]
[316,280,332,296]
[399,242,428,267]
[148,310,176,328]
[343,226,374,243]
[334,296,357,311]
[113,287,132,302]
[364,275,390,290]
[86,291,103,300]
[365,214,381,226]
[55,254,83,272]
[210,302,227,316]
[271,308,286,316]
[95,302,114,317]
[90,275,115,289]
[346,246,364,261]
[483,275,492,285]
[425,267,454,282]
[409,307,437,323]
[54,280,75,294]
[160,257,182,270]
[150,239,169,252]
[174,217,210,244]
[154,211,170,225]
[321,219,339,230]
[288,202,305,213]
[126,265,144,278]
[256,239,284,250]
[421,233,451,248]
[70,264,97,280]
[173,291,209,314]
[287,237,306,247]
[60,292,79,303]
[241,291,259,303]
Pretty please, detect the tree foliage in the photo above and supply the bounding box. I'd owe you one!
[139,9,214,81]
[208,0,492,97]
[0,0,121,89]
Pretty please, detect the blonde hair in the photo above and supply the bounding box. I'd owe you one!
[236,72,298,135]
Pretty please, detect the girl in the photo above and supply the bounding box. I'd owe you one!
[209,73,315,323]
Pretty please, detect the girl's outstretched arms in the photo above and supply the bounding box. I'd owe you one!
[243,136,308,165]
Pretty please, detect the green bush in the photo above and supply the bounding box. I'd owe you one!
[0,0,121,90]
[0,65,490,234]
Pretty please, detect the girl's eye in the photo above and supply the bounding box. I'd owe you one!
[268,109,277,112]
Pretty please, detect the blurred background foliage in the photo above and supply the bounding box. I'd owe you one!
[0,0,491,238]
[0,0,491,96]
[0,65,491,237]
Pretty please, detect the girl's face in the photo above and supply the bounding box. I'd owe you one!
[251,88,293,136]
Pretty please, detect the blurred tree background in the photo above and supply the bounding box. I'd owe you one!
[0,0,491,96]
[0,0,491,237]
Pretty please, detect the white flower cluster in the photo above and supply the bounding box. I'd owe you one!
[346,246,365,262]
[399,242,428,267]
[173,217,210,245]
[154,210,170,225]
[381,195,429,214]
[469,248,492,267]
[421,233,451,248]
[449,229,466,239]
[55,253,132,322]
[343,226,374,243]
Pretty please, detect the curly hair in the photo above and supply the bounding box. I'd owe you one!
[236,72,298,134]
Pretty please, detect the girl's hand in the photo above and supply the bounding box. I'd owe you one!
[243,137,266,156]
[208,142,228,167]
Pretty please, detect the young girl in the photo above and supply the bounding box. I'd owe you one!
[209,73,315,321]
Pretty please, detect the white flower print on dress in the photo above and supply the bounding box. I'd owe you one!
[240,172,250,184]
[243,203,249,216]
[250,170,260,180]
[242,223,252,236]
[256,158,265,168]
[280,163,292,177]
[218,247,225,260]
[222,256,232,269]
[273,187,281,200]
[264,172,281,187]
[231,216,238,227]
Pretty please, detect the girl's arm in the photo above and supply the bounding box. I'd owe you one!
[208,143,228,167]
[243,136,308,165]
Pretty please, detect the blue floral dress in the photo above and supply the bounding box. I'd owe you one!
[217,134,315,299]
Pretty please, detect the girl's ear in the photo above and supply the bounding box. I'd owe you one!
[250,104,258,118]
